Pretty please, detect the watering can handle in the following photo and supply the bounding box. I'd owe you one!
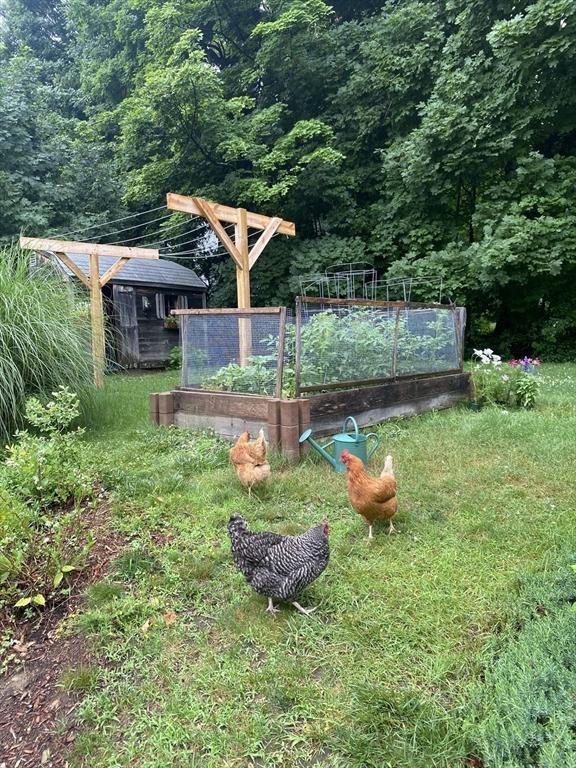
[343,416,360,440]
[366,433,380,459]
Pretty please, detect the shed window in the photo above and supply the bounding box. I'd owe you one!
[155,293,188,318]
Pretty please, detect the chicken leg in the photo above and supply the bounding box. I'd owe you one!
[291,602,317,616]
[266,597,279,614]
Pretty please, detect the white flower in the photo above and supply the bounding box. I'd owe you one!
[501,374,509,381]
[483,348,494,356]
[492,354,501,362]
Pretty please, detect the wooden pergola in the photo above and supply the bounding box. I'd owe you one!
[20,236,159,386]
[20,196,295,384]
[166,194,295,310]
[166,194,295,363]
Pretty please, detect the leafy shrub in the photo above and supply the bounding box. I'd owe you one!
[1,388,93,510]
[0,389,96,613]
[168,345,182,370]
[0,245,94,442]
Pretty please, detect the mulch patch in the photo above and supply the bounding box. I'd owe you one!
[0,501,124,768]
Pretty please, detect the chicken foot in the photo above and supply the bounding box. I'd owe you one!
[266,597,280,614]
[291,601,317,616]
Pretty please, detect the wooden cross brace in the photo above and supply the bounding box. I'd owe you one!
[166,193,295,309]
[20,236,159,386]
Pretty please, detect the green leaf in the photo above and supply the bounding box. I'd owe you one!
[61,565,76,573]
[32,594,46,606]
[53,571,64,588]
[14,596,32,607]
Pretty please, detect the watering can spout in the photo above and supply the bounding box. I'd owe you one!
[299,429,339,470]
[299,418,380,473]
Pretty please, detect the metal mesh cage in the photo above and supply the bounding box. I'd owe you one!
[179,308,289,397]
[395,307,460,376]
[297,299,462,393]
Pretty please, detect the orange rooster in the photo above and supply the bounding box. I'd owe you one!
[340,451,397,539]
[229,429,271,496]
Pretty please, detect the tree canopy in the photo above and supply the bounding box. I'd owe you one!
[1,0,575,357]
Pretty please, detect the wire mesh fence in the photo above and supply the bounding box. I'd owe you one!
[175,299,464,398]
[179,308,290,397]
[296,298,463,393]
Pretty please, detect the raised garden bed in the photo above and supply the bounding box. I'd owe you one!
[150,370,470,459]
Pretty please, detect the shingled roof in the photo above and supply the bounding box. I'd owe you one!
[57,253,207,291]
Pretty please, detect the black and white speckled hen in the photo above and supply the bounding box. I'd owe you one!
[227,514,330,616]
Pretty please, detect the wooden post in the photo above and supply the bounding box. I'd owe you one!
[275,306,287,399]
[89,253,106,386]
[235,207,252,366]
[391,307,402,379]
[294,296,302,398]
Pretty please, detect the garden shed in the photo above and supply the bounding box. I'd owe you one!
[54,253,207,369]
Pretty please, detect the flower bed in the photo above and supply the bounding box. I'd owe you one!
[470,349,540,409]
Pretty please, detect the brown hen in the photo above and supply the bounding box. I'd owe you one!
[341,451,397,539]
[229,429,271,496]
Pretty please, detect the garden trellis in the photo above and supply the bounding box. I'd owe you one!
[20,195,294,384]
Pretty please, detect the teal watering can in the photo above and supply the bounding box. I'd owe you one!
[299,416,380,473]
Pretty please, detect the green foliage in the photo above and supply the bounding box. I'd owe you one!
[1,388,93,510]
[202,357,280,396]
[0,246,94,441]
[167,345,181,370]
[200,307,458,395]
[0,389,96,614]
[467,559,576,767]
[1,0,576,360]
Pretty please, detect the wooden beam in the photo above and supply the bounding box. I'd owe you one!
[171,307,283,315]
[248,216,282,270]
[192,197,243,269]
[89,253,106,387]
[235,207,250,306]
[54,252,91,289]
[100,257,130,287]
[167,193,296,236]
[20,236,159,260]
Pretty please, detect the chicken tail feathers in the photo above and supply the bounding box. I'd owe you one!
[381,455,394,477]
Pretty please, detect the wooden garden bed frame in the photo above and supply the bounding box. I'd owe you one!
[151,371,470,460]
[150,299,469,458]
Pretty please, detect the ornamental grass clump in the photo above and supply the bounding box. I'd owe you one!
[470,348,539,409]
[0,245,94,442]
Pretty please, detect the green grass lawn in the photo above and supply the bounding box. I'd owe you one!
[73,366,576,768]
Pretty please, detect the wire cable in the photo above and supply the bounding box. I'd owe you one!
[109,218,206,247]
[94,213,178,244]
[54,205,167,239]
